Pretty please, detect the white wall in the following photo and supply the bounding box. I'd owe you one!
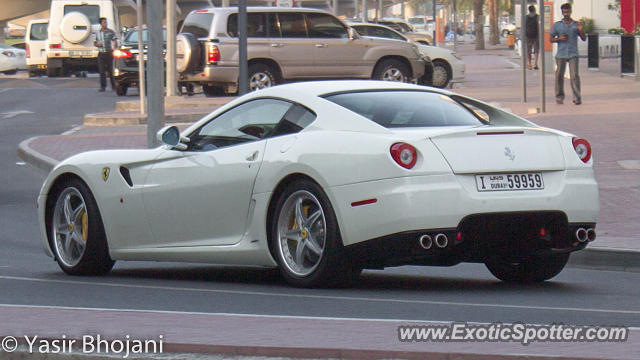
[556,0,619,33]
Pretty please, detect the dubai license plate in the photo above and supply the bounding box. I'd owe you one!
[475,173,544,192]
[136,54,148,61]
[70,50,92,56]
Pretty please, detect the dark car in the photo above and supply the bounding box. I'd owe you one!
[113,28,166,96]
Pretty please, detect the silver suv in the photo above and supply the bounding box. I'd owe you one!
[176,7,425,96]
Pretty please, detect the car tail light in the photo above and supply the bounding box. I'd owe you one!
[572,137,591,163]
[2,51,15,57]
[49,44,61,49]
[26,44,30,58]
[113,49,133,59]
[207,43,220,64]
[390,143,417,169]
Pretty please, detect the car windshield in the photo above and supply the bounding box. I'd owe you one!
[408,18,423,25]
[324,91,485,128]
[124,29,167,44]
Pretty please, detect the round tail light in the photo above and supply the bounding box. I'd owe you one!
[572,137,592,163]
[390,142,417,169]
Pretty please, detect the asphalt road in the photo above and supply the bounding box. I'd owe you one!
[1,74,639,338]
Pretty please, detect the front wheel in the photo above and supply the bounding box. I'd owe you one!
[271,179,359,287]
[485,254,569,283]
[48,178,115,275]
[373,59,410,82]
[432,60,451,88]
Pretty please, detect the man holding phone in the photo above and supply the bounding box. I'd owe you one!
[551,3,586,105]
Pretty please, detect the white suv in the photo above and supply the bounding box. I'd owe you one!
[46,0,120,77]
[176,7,425,96]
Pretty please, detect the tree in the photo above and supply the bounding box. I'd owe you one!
[474,0,485,49]
[489,0,500,45]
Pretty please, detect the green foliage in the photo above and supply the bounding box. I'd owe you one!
[608,0,621,19]
[579,17,594,35]
[607,28,625,35]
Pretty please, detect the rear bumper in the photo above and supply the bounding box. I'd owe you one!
[179,64,239,86]
[331,169,599,248]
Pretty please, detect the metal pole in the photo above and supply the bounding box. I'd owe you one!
[520,0,527,102]
[333,0,338,15]
[363,0,368,22]
[539,0,545,112]
[146,0,164,148]
[238,0,248,95]
[166,0,177,96]
[453,0,457,51]
[432,0,436,46]
[136,0,145,114]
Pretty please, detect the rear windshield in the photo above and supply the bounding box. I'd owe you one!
[408,18,424,25]
[181,13,213,38]
[30,23,48,40]
[64,5,100,24]
[324,91,483,128]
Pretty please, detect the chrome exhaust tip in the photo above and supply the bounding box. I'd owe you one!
[576,228,588,243]
[587,228,596,242]
[419,234,433,250]
[434,233,448,248]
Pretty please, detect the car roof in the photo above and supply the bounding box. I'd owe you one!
[189,7,333,14]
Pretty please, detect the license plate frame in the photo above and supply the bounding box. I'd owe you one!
[475,173,544,192]
[69,50,93,57]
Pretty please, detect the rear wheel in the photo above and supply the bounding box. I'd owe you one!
[432,60,451,88]
[373,59,410,83]
[115,82,128,96]
[3,70,17,75]
[485,254,569,283]
[271,179,360,287]
[48,178,115,275]
[203,84,225,97]
[248,63,277,91]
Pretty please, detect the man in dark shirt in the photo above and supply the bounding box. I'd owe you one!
[525,5,539,70]
[551,3,586,105]
[94,17,119,92]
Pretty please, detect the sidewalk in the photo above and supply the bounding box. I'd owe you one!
[17,46,640,266]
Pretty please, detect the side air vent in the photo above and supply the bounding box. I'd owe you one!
[119,166,133,187]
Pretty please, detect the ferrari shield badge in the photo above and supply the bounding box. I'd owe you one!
[102,167,110,181]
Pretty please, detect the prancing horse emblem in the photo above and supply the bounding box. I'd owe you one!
[504,147,515,161]
[102,167,110,181]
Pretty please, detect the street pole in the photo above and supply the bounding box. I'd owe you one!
[146,0,164,148]
[238,0,248,95]
[136,0,145,115]
[432,0,436,46]
[453,0,457,51]
[539,0,545,112]
[332,0,338,15]
[166,0,177,96]
[363,0,368,22]
[520,0,527,103]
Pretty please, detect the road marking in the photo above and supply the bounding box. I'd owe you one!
[1,110,34,119]
[0,275,639,316]
[1,303,638,330]
[15,162,26,166]
[0,88,11,94]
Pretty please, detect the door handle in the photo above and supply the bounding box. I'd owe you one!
[271,43,284,48]
[246,150,259,161]
[315,43,328,48]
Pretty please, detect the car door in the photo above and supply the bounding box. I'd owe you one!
[270,12,316,78]
[305,13,371,77]
[141,98,294,248]
[27,21,48,68]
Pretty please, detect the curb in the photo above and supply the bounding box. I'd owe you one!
[83,111,211,126]
[17,137,58,174]
[114,97,235,112]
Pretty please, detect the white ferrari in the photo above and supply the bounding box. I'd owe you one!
[38,81,599,287]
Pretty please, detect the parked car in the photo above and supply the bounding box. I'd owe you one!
[113,27,167,96]
[26,19,49,77]
[375,18,433,45]
[0,43,26,74]
[407,15,435,33]
[350,23,464,88]
[46,0,120,77]
[37,80,599,287]
[176,7,425,96]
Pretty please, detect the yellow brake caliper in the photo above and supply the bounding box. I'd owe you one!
[81,210,88,241]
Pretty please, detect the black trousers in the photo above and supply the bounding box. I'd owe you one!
[98,51,115,90]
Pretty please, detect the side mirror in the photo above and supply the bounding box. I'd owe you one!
[157,125,188,150]
[348,27,360,41]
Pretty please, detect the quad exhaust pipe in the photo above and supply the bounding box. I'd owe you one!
[587,228,596,242]
[434,233,449,248]
[576,228,588,243]
[419,234,433,250]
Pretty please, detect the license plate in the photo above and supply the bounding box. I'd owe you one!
[136,54,148,61]
[70,50,92,56]
[37,64,46,69]
[475,173,544,191]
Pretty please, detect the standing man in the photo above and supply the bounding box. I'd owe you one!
[525,5,539,70]
[94,17,118,92]
[551,3,586,105]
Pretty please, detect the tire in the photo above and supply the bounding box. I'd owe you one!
[46,64,62,77]
[47,178,115,276]
[115,82,128,96]
[3,70,17,75]
[202,84,225,97]
[28,70,37,77]
[270,179,360,287]
[248,63,278,91]
[373,59,410,83]
[431,60,451,88]
[485,254,569,283]
[176,33,201,73]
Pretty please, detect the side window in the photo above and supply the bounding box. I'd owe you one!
[277,13,307,38]
[351,26,368,36]
[64,5,100,24]
[188,99,293,151]
[378,27,406,41]
[305,13,348,39]
[267,13,280,37]
[268,104,317,137]
[227,13,268,37]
